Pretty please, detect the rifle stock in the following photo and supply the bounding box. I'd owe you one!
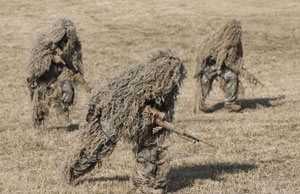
[154,117,200,143]
[144,106,214,147]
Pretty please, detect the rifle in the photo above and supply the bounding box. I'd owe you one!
[50,43,91,93]
[144,106,214,147]
[240,67,265,87]
[236,59,264,87]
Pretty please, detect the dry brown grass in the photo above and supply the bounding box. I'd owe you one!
[1,0,300,193]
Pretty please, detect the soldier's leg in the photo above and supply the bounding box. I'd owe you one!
[32,101,47,128]
[63,120,118,184]
[132,144,169,194]
[221,69,241,111]
[194,68,216,113]
[194,77,205,113]
[32,87,49,128]
[58,81,74,124]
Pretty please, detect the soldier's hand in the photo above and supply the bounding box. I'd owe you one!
[53,55,62,64]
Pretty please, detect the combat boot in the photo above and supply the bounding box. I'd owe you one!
[224,103,241,112]
[200,103,211,113]
[194,101,211,113]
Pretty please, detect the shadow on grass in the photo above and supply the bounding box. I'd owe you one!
[167,162,257,192]
[210,95,285,113]
[77,175,130,185]
[45,124,80,131]
[74,163,255,191]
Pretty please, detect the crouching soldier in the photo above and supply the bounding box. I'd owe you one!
[63,49,186,194]
[194,20,245,113]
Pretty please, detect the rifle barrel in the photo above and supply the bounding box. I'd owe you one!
[240,67,265,87]
[154,117,214,147]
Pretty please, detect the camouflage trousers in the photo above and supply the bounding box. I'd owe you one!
[63,120,169,194]
[196,65,238,106]
[221,68,238,105]
[133,145,169,194]
[31,80,74,127]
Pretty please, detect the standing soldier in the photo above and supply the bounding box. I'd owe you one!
[63,49,186,194]
[194,20,244,113]
[27,17,90,128]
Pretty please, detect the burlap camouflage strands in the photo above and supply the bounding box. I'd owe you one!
[194,19,243,76]
[28,17,83,78]
[194,20,245,112]
[27,17,84,127]
[63,48,186,193]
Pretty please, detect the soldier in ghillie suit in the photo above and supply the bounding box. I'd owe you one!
[27,17,87,128]
[63,49,186,194]
[194,20,244,113]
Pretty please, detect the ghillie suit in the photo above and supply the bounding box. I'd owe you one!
[194,20,244,113]
[27,17,84,127]
[63,49,186,194]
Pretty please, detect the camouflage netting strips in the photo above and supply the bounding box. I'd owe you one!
[27,17,83,78]
[194,19,243,77]
[193,20,245,106]
[63,48,186,192]
[27,17,84,127]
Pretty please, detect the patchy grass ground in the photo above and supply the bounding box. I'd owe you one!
[0,0,300,193]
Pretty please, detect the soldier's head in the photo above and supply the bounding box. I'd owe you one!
[28,17,82,78]
[214,19,243,65]
[103,48,187,111]
[44,17,78,52]
[136,49,186,115]
[220,19,242,47]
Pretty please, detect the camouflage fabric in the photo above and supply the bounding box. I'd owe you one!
[66,120,118,182]
[133,145,169,194]
[63,49,186,193]
[198,64,238,105]
[222,68,238,105]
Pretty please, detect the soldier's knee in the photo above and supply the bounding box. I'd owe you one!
[223,69,238,82]
[137,146,158,163]
[60,82,74,108]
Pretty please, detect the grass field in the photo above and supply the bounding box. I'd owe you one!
[1,0,300,193]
